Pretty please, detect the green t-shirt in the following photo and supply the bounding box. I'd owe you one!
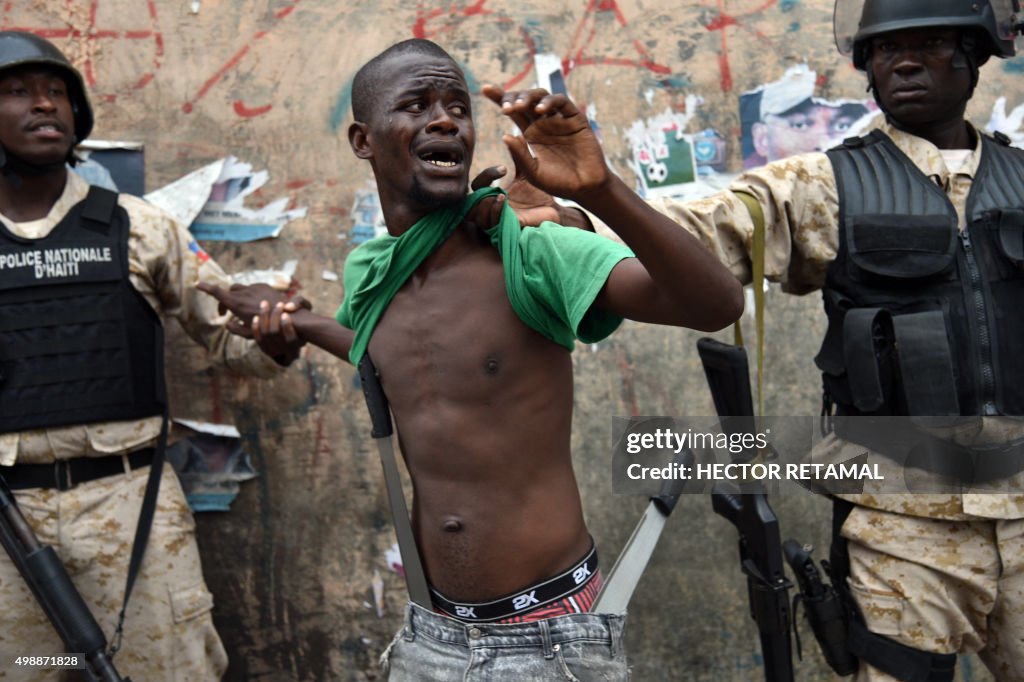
[335,188,634,364]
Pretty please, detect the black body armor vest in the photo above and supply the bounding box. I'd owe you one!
[818,130,1024,419]
[0,186,165,432]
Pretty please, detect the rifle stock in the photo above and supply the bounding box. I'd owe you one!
[697,337,793,682]
[0,475,129,682]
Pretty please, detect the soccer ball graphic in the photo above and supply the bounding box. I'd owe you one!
[646,161,668,184]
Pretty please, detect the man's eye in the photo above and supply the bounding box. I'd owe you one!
[451,104,467,116]
[405,102,425,113]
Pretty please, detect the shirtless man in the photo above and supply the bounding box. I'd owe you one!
[204,38,741,680]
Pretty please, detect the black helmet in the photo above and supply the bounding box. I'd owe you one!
[0,31,93,143]
[835,0,1023,70]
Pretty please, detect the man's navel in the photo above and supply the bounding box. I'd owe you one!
[484,355,500,375]
[442,517,464,533]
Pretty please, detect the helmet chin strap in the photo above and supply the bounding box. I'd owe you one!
[0,145,69,189]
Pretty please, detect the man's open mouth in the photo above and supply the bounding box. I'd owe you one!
[417,142,464,170]
[420,151,460,168]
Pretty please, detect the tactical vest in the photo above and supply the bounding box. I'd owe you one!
[817,130,1024,419]
[0,186,165,432]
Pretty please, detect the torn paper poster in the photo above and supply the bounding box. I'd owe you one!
[174,419,241,438]
[985,97,1024,148]
[627,100,702,199]
[145,158,226,227]
[349,184,385,244]
[189,156,307,242]
[692,129,728,175]
[534,52,568,96]
[230,259,297,291]
[372,570,385,618]
[167,419,256,512]
[740,65,876,169]
[385,542,404,577]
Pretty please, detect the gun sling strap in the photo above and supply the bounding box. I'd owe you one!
[734,190,766,418]
[357,355,432,608]
[105,410,167,657]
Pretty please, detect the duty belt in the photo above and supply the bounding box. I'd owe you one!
[2,449,155,491]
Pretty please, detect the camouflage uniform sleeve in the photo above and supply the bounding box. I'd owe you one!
[642,153,841,294]
[122,195,282,378]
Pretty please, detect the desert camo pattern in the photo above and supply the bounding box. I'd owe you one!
[0,463,228,681]
[604,114,1024,676]
[637,114,1024,521]
[0,170,280,680]
[842,507,1024,680]
[0,170,281,467]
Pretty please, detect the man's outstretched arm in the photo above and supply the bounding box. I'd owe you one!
[483,85,743,332]
[198,282,355,363]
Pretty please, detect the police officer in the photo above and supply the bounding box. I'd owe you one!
[501,0,1024,679]
[0,32,301,680]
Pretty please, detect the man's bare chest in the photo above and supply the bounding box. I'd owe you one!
[366,253,560,401]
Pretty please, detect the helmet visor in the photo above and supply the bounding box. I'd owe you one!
[834,0,867,55]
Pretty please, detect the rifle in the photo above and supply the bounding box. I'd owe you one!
[697,337,793,682]
[0,473,129,682]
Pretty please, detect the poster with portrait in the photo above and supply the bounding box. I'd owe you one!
[740,65,877,169]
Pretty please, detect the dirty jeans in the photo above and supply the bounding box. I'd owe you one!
[382,601,629,681]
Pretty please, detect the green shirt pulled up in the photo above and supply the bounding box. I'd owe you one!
[335,188,634,365]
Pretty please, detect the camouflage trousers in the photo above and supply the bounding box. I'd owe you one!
[842,505,1024,681]
[0,461,227,681]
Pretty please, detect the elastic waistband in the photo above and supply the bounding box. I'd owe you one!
[431,544,598,623]
[2,448,155,491]
[404,601,625,653]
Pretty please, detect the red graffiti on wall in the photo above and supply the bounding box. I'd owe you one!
[563,0,670,79]
[411,0,791,94]
[182,1,302,116]
[702,0,778,92]
[412,0,672,90]
[0,1,300,117]
[0,0,164,104]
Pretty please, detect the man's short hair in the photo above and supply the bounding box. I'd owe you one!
[351,39,456,123]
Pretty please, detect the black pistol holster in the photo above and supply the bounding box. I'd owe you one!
[824,499,956,682]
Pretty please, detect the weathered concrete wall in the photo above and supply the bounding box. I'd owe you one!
[14,1,1022,679]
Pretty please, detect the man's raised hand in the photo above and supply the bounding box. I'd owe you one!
[482,84,608,204]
